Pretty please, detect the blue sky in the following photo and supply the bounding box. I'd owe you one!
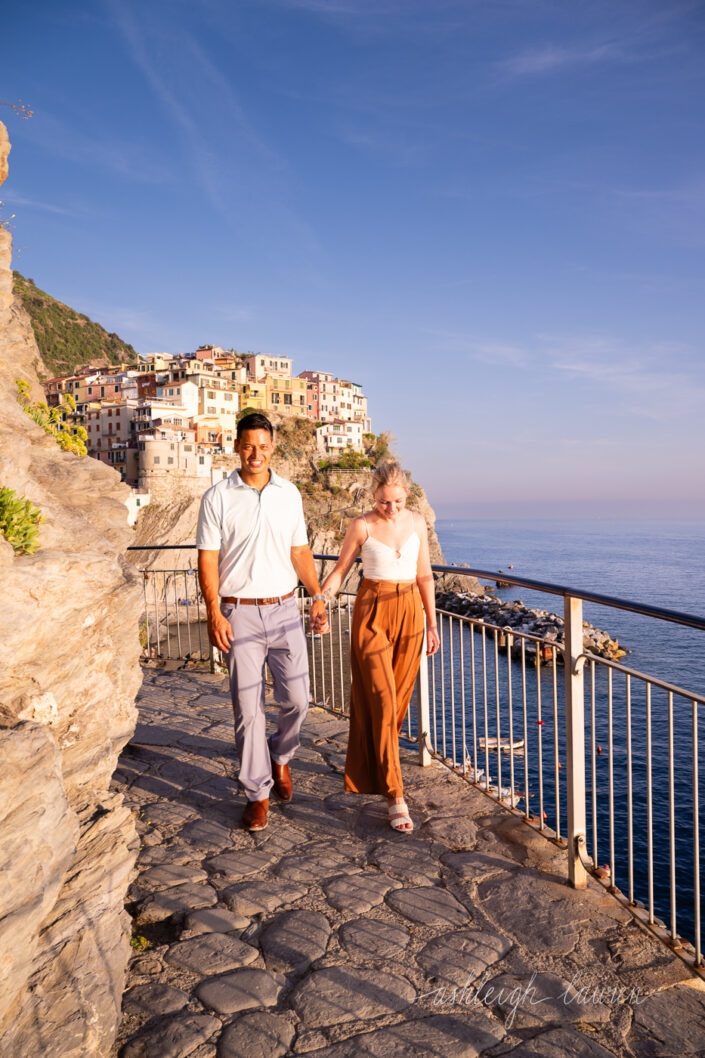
[2,0,704,517]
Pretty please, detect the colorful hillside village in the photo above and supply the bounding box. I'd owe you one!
[41,345,371,522]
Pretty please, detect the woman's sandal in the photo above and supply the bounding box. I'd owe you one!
[388,799,414,832]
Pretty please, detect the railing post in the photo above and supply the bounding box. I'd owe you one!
[564,593,587,888]
[416,627,431,767]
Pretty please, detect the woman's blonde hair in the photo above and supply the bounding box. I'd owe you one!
[371,459,410,496]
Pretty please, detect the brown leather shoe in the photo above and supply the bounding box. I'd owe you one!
[242,798,268,831]
[271,760,293,802]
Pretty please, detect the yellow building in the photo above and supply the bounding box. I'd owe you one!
[266,375,307,417]
[240,381,267,411]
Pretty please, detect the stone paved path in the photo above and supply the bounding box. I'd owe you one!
[112,669,705,1057]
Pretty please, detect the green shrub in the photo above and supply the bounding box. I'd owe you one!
[0,486,43,554]
[16,380,87,456]
[319,450,371,471]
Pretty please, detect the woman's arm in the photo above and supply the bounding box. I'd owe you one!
[321,516,366,598]
[414,513,440,655]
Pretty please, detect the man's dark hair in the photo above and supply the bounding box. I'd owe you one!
[236,412,274,439]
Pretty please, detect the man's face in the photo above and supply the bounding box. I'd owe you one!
[235,428,274,476]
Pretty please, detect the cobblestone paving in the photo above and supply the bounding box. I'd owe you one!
[112,669,705,1057]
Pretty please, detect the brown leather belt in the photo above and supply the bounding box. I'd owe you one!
[222,588,297,607]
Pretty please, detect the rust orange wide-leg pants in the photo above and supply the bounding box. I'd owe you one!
[344,579,425,799]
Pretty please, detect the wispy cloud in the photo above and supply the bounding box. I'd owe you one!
[425,329,531,367]
[497,42,623,79]
[427,327,703,423]
[0,192,72,216]
[13,107,174,185]
[545,334,705,420]
[105,0,323,259]
[215,303,257,324]
[78,299,171,348]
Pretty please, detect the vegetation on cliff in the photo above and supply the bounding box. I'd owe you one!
[16,379,87,455]
[12,271,138,377]
[0,486,43,554]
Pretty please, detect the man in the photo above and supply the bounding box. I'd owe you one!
[197,412,328,832]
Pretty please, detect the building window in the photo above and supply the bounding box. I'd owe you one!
[207,406,216,414]
[167,457,174,465]
[198,456,205,464]
[184,444,192,452]
[153,456,160,465]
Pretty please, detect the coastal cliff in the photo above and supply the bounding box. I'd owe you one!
[131,416,480,594]
[0,123,143,1056]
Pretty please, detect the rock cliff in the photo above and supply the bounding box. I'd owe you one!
[0,123,143,1057]
[130,415,481,594]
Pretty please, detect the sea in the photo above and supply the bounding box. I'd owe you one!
[432,517,705,948]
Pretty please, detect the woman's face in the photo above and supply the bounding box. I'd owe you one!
[374,484,407,519]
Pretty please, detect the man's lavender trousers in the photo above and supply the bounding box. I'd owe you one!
[222,596,310,802]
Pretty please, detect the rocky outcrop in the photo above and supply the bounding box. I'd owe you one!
[129,420,482,595]
[437,590,628,661]
[0,122,143,1057]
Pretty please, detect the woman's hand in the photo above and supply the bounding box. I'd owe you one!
[426,625,440,655]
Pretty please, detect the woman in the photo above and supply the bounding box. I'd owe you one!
[322,460,440,832]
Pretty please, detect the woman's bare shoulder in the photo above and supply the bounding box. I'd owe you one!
[348,514,369,539]
[411,510,427,534]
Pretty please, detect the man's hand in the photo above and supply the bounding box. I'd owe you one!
[310,598,329,635]
[207,609,234,653]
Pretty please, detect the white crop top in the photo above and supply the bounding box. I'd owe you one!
[360,515,420,581]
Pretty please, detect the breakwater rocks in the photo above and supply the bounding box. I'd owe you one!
[436,590,628,662]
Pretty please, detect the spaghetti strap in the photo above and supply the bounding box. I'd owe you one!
[362,514,371,540]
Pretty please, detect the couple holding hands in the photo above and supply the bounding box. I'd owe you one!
[197,413,440,834]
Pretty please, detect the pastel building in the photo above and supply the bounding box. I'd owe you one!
[104,444,139,485]
[316,419,364,455]
[86,399,140,456]
[246,354,292,381]
[194,419,236,451]
[240,381,267,411]
[138,437,212,483]
[136,353,174,372]
[298,371,370,429]
[266,375,307,417]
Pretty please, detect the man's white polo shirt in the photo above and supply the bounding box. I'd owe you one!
[196,469,308,598]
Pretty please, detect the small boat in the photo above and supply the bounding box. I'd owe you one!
[485,782,524,808]
[478,736,525,754]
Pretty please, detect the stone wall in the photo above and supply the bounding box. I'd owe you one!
[0,122,143,1056]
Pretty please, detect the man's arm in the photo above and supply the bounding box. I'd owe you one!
[290,545,329,634]
[197,549,234,652]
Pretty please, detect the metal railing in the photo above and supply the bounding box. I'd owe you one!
[128,545,705,975]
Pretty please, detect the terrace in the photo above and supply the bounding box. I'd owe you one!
[116,548,705,1055]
